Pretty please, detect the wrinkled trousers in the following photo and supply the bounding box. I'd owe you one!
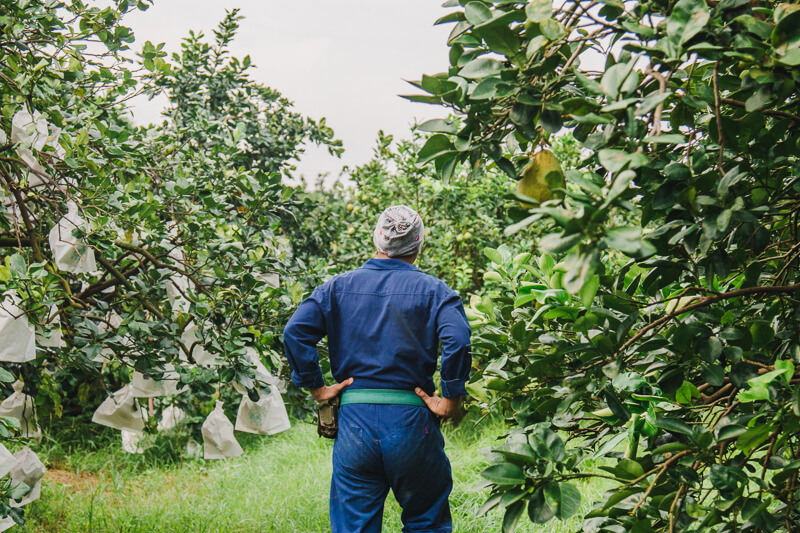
[330,403,453,533]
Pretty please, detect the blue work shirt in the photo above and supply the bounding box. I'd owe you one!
[283,258,472,398]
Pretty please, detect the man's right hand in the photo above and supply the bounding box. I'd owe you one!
[308,377,354,403]
[415,388,461,418]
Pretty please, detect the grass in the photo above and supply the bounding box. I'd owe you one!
[19,416,611,532]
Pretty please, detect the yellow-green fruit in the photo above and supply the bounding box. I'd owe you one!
[516,149,566,207]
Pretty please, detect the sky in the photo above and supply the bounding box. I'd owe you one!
[124,1,454,185]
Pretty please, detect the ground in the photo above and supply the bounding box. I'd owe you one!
[18,417,607,532]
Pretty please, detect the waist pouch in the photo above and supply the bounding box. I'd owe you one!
[341,389,426,408]
[317,397,340,439]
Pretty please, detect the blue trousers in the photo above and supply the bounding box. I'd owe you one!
[330,403,453,533]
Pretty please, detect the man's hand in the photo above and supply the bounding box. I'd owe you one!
[309,378,354,403]
[415,388,461,418]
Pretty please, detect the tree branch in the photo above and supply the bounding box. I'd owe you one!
[618,283,800,356]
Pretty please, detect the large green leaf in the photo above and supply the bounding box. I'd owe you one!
[525,0,552,23]
[481,463,526,485]
[666,0,710,55]
[543,481,581,520]
[459,57,504,79]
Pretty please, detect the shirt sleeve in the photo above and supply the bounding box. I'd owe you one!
[283,288,327,389]
[435,289,472,398]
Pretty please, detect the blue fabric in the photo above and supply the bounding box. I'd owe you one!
[283,258,472,398]
[331,404,453,533]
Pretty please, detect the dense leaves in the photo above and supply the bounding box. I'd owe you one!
[0,3,340,523]
[412,0,800,531]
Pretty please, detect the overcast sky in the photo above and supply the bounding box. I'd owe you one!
[125,1,452,184]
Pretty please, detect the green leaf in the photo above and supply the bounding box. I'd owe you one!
[525,0,552,23]
[514,293,537,308]
[749,320,774,348]
[417,118,459,134]
[538,232,582,254]
[478,493,503,516]
[484,247,504,265]
[540,19,564,40]
[599,60,639,100]
[528,487,555,523]
[482,463,526,485]
[9,254,26,274]
[598,150,647,174]
[666,0,710,54]
[604,389,631,422]
[0,368,15,383]
[543,482,581,520]
[710,464,745,492]
[604,226,643,255]
[465,2,492,25]
[615,458,645,480]
[493,442,537,463]
[654,417,694,436]
[460,57,504,79]
[676,380,700,404]
[745,86,771,112]
[579,275,600,307]
[502,500,526,533]
[416,134,454,165]
[736,424,770,453]
[642,133,685,144]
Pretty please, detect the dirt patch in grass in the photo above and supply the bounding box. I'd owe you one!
[45,469,100,493]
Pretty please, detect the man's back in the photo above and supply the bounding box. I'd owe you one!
[284,258,471,397]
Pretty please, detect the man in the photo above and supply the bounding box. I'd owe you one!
[283,205,472,533]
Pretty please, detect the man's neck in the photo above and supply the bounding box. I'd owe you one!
[375,252,416,265]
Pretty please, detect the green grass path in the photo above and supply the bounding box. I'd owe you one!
[21,419,606,532]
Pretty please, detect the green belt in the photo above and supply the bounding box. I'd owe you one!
[341,389,426,408]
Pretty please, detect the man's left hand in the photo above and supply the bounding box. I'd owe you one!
[309,377,354,403]
[415,388,461,418]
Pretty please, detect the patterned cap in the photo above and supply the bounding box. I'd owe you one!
[373,205,424,258]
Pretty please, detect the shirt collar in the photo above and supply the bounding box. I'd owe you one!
[361,258,420,271]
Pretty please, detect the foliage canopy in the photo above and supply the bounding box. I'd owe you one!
[410,0,800,531]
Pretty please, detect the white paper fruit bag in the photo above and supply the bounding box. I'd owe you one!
[181,324,217,366]
[234,387,291,436]
[202,402,243,460]
[0,443,17,478]
[36,304,65,348]
[157,405,186,432]
[0,381,40,439]
[131,364,186,397]
[48,200,96,274]
[0,292,36,363]
[91,385,145,434]
[0,516,14,532]
[121,430,148,454]
[9,446,44,507]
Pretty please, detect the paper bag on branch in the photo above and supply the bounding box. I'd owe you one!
[0,443,17,478]
[93,312,125,363]
[121,430,149,454]
[91,385,145,434]
[0,516,14,532]
[202,402,243,460]
[9,446,44,507]
[0,381,40,439]
[0,293,35,363]
[48,200,96,274]
[157,405,186,432]
[232,347,286,393]
[235,385,291,436]
[131,364,186,398]
[181,325,218,366]
[36,305,65,349]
